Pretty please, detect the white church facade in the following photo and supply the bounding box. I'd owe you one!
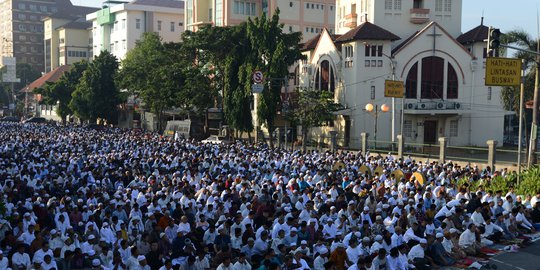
[288,0,507,148]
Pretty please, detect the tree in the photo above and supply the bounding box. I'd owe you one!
[245,9,304,148]
[119,33,214,131]
[290,88,343,150]
[16,63,41,91]
[34,61,88,123]
[70,51,121,123]
[222,23,254,137]
[501,30,539,158]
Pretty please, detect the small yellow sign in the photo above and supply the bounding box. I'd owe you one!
[485,57,521,86]
[384,80,405,98]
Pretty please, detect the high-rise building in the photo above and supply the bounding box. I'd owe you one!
[185,0,336,41]
[0,0,97,73]
[87,0,185,61]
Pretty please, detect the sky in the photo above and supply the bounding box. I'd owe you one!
[73,0,540,38]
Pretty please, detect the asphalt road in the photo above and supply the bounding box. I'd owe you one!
[489,239,540,270]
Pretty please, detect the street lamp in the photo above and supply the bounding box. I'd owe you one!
[365,103,389,150]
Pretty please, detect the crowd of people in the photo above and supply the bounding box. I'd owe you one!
[0,122,539,270]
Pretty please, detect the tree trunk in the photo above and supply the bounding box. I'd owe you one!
[302,128,308,152]
[248,131,252,143]
[268,126,275,149]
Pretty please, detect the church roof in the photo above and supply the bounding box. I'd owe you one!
[391,31,418,55]
[301,33,342,51]
[457,24,489,45]
[335,22,400,43]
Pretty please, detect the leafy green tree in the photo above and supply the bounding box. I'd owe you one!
[501,30,538,114]
[245,10,304,147]
[70,51,121,123]
[119,33,214,131]
[15,63,41,91]
[291,88,343,150]
[222,24,254,137]
[34,61,88,123]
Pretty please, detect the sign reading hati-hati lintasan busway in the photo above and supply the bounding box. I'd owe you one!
[485,57,522,86]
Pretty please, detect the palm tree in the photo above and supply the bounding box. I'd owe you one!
[501,30,539,164]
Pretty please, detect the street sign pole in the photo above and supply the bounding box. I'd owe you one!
[518,59,525,184]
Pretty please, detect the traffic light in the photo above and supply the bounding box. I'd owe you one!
[487,27,501,57]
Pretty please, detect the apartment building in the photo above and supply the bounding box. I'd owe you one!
[87,0,184,60]
[43,15,92,73]
[0,0,96,73]
[185,0,335,41]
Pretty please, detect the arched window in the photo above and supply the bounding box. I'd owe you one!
[314,60,335,92]
[421,56,444,99]
[405,56,459,100]
[405,62,418,98]
[447,64,458,99]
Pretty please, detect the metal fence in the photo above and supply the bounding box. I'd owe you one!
[266,133,537,167]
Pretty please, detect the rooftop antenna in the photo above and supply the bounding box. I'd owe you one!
[481,9,484,25]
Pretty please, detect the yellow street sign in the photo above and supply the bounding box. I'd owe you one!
[384,80,405,98]
[485,57,521,86]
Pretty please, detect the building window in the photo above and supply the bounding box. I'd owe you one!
[122,19,126,29]
[365,60,370,67]
[305,27,309,32]
[306,2,309,8]
[59,38,64,44]
[421,56,444,99]
[384,0,392,10]
[18,3,26,9]
[435,0,443,12]
[29,25,36,32]
[449,120,458,137]
[404,120,412,137]
[157,20,162,31]
[290,2,293,7]
[405,62,418,98]
[30,15,37,21]
[377,60,383,67]
[18,14,26,20]
[18,24,27,32]
[18,35,26,41]
[444,0,452,12]
[51,7,57,13]
[29,4,37,11]
[394,0,401,10]
[40,6,47,12]
[447,64,458,99]
[370,86,376,100]
[311,3,314,8]
[170,22,175,32]
[314,60,336,92]
[289,26,293,32]
[487,87,492,101]
[136,19,141,29]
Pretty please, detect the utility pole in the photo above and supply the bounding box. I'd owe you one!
[518,59,525,184]
[528,48,540,167]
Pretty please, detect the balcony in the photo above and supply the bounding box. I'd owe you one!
[410,8,430,24]
[344,13,357,28]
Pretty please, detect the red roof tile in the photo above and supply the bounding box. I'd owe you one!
[22,65,72,93]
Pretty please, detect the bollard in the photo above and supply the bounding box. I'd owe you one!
[397,135,403,160]
[361,132,369,155]
[438,137,447,164]
[330,131,337,152]
[487,140,498,170]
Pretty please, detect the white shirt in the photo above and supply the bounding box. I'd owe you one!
[0,256,8,270]
[471,211,486,226]
[386,255,406,270]
[314,255,328,270]
[232,261,252,270]
[33,248,54,263]
[42,260,59,270]
[346,246,362,264]
[407,244,424,260]
[458,229,476,248]
[442,237,454,253]
[12,252,31,268]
